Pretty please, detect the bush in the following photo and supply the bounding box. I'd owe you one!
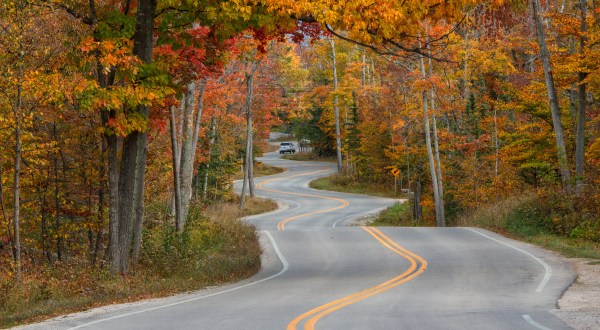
[536,186,600,242]
[1,200,263,328]
[141,201,261,279]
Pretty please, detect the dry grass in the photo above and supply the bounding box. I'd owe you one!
[206,196,278,218]
[455,193,600,259]
[453,194,532,230]
[0,199,275,328]
[232,163,284,181]
[310,175,398,198]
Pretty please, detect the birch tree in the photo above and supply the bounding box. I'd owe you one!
[531,0,572,189]
[329,37,343,173]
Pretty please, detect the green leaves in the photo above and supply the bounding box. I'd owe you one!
[95,10,136,40]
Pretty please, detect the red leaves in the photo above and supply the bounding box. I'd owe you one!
[154,25,231,84]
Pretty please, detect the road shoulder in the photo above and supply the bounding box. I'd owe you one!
[552,259,600,330]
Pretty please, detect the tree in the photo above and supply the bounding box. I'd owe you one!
[329,37,344,173]
[530,0,571,189]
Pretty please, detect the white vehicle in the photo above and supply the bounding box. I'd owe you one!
[279,142,296,154]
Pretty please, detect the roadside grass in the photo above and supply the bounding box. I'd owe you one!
[309,174,399,198]
[309,173,600,260]
[0,198,275,328]
[233,162,284,181]
[455,194,600,259]
[281,152,337,163]
[370,202,415,227]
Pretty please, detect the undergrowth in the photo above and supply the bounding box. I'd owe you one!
[456,192,600,259]
[0,198,274,328]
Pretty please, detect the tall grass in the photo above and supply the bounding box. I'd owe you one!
[455,193,600,259]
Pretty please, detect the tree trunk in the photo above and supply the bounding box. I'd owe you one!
[575,0,588,193]
[203,116,217,198]
[116,132,140,273]
[105,129,120,270]
[169,105,183,233]
[178,79,207,225]
[13,83,22,278]
[241,60,258,209]
[112,0,157,274]
[531,0,572,188]
[93,134,107,264]
[412,176,422,222]
[52,123,63,261]
[427,44,446,224]
[188,79,206,195]
[240,159,248,210]
[329,38,343,173]
[419,47,445,227]
[178,82,195,224]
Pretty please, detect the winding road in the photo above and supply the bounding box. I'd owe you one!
[21,150,576,330]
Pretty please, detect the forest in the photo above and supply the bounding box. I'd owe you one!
[0,0,599,325]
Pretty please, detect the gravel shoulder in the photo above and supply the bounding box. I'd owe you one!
[552,259,600,330]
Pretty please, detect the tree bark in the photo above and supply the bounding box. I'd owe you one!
[179,79,206,224]
[53,124,62,261]
[169,105,183,233]
[114,0,157,274]
[186,79,206,198]
[531,0,572,188]
[178,80,199,226]
[329,38,343,173]
[241,60,258,209]
[419,44,444,227]
[575,0,588,193]
[427,42,446,224]
[203,116,217,198]
[105,129,120,270]
[13,82,23,278]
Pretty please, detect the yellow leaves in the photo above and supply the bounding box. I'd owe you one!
[392,119,406,130]
[586,139,600,168]
[79,38,140,75]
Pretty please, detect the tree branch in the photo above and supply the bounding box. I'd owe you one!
[37,0,95,26]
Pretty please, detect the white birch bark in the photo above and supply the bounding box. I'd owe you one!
[169,105,183,233]
[419,45,445,227]
[241,60,258,209]
[531,0,572,188]
[329,38,343,173]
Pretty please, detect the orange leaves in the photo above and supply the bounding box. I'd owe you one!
[259,0,474,46]
[80,37,140,76]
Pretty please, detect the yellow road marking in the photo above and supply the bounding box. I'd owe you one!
[255,169,350,231]
[287,227,427,330]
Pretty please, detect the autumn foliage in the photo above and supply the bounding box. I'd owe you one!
[0,0,599,325]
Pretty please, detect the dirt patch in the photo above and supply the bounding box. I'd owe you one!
[553,259,600,330]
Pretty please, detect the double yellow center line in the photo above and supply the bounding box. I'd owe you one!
[287,227,428,330]
[255,169,350,231]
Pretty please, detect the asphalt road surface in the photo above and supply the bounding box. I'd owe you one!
[21,150,576,330]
